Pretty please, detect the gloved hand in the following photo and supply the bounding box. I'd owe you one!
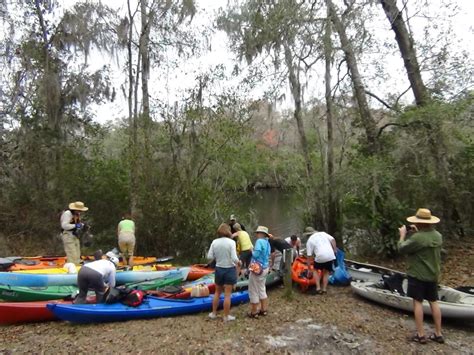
[75,223,84,229]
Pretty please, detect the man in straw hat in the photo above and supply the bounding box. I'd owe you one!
[398,208,444,344]
[60,201,88,264]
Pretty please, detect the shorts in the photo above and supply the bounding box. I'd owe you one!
[239,250,253,268]
[248,267,269,304]
[407,276,438,302]
[215,266,237,286]
[314,260,334,272]
[118,232,135,256]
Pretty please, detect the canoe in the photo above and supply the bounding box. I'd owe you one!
[0,275,183,302]
[47,291,250,323]
[0,267,190,287]
[351,281,474,320]
[291,256,322,291]
[345,259,403,283]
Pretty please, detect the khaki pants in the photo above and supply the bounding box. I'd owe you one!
[62,232,81,264]
[118,232,136,257]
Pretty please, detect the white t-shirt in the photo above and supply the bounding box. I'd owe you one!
[207,237,240,268]
[83,259,116,288]
[306,232,336,263]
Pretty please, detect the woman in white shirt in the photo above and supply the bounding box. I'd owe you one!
[207,223,241,322]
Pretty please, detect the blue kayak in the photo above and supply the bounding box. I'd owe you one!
[47,291,250,323]
[0,268,190,287]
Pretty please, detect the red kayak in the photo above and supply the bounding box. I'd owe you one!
[0,300,70,324]
[291,256,321,292]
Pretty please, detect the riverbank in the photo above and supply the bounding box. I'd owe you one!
[1,239,473,354]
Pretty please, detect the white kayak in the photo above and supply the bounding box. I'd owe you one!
[345,259,405,283]
[351,280,474,320]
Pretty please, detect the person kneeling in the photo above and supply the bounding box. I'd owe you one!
[74,252,119,304]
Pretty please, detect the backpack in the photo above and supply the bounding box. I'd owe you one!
[122,289,145,307]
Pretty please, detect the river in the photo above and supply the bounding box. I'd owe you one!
[231,188,305,239]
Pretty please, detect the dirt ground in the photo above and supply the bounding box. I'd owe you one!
[1,240,473,354]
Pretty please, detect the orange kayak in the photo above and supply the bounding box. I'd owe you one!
[291,256,321,292]
[153,264,214,281]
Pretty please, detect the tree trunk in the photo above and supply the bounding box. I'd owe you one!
[140,0,152,162]
[127,0,139,216]
[379,0,429,106]
[327,0,378,154]
[323,4,341,246]
[283,44,312,177]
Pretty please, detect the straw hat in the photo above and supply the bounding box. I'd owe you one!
[407,208,440,224]
[255,226,270,236]
[69,201,88,211]
[302,226,316,236]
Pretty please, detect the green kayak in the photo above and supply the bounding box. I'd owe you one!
[0,275,183,302]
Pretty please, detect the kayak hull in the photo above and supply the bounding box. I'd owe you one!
[0,300,68,325]
[0,268,189,287]
[351,281,474,320]
[48,291,250,323]
[0,275,183,302]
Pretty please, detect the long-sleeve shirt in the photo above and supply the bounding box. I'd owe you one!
[60,210,76,232]
[398,230,442,282]
[252,238,271,269]
[83,259,116,288]
[207,237,240,268]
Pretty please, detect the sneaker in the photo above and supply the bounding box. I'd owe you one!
[208,312,217,320]
[223,315,236,322]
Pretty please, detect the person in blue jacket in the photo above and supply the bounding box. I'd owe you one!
[248,226,271,318]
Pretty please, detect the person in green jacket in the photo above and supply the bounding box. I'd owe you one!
[398,208,444,345]
[117,212,136,266]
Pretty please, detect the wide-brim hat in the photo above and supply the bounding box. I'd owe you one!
[302,226,316,236]
[69,201,88,211]
[407,208,440,224]
[255,225,269,236]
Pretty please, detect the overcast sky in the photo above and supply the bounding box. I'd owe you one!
[59,0,473,124]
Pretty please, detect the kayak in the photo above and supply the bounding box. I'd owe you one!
[14,263,165,274]
[351,280,474,320]
[0,275,183,302]
[3,256,170,271]
[47,291,250,323]
[0,299,71,325]
[345,259,403,283]
[0,267,190,287]
[291,256,322,291]
[186,264,214,281]
[149,270,282,299]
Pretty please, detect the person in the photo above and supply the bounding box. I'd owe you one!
[207,223,241,322]
[232,223,253,271]
[398,208,444,344]
[229,214,246,234]
[117,212,136,266]
[60,201,88,264]
[268,234,293,273]
[74,252,119,304]
[248,226,271,318]
[305,228,337,294]
[302,226,316,244]
[285,234,302,256]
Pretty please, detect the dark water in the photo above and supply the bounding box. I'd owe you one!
[231,188,305,239]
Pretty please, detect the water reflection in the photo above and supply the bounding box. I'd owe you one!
[231,188,305,239]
